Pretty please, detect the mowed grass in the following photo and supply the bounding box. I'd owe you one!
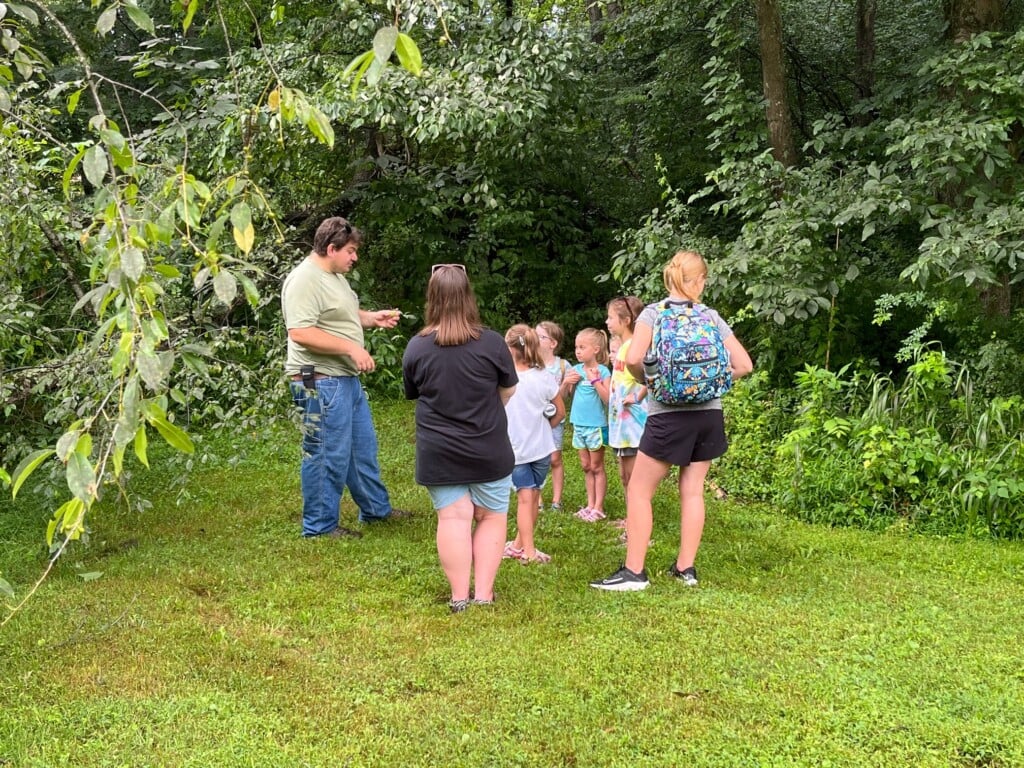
[2,400,1023,767]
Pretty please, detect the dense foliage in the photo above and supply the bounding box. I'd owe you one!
[2,0,1023,601]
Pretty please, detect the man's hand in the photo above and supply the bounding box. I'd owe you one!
[364,309,401,329]
[350,347,376,372]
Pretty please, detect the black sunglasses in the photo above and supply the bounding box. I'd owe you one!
[613,296,636,323]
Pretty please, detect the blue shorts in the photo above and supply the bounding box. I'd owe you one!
[426,475,513,513]
[511,457,552,491]
[572,426,608,451]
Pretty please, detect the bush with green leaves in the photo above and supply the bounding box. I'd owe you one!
[775,349,1024,537]
[708,371,795,501]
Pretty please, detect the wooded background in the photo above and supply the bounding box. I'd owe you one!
[2,0,1022,549]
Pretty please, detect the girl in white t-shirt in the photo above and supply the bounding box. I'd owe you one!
[503,324,565,563]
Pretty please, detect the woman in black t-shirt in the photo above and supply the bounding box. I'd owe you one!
[402,264,518,613]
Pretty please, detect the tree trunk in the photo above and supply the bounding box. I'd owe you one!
[945,0,1002,42]
[587,1,605,43]
[944,0,1009,315]
[753,0,796,168]
[854,0,876,113]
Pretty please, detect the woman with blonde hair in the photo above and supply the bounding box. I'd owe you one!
[402,264,518,612]
[590,251,753,591]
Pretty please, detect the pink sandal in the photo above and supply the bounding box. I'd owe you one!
[519,549,552,564]
[577,508,605,522]
[503,541,524,559]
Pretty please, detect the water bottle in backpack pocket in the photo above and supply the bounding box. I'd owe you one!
[646,301,732,405]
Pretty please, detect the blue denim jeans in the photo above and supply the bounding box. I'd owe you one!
[290,376,392,535]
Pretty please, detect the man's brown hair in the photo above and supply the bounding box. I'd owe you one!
[313,217,364,256]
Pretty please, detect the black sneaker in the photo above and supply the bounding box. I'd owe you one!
[589,565,650,591]
[668,563,699,586]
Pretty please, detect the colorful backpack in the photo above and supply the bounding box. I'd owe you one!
[646,301,732,405]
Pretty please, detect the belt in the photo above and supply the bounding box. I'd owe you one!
[290,373,333,382]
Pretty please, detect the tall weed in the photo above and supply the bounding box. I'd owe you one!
[773,348,1024,537]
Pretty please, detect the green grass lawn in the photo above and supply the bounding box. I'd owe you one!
[2,400,1023,767]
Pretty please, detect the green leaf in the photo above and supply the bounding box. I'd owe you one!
[96,5,118,36]
[365,55,386,87]
[11,448,55,499]
[153,263,181,278]
[63,146,86,198]
[213,269,238,306]
[983,155,995,180]
[182,0,198,33]
[0,576,14,599]
[125,5,154,35]
[56,428,82,462]
[66,451,96,503]
[372,26,399,66]
[229,201,251,232]
[99,127,126,151]
[136,349,174,391]
[83,144,108,187]
[305,107,334,148]
[8,3,39,25]
[148,414,195,454]
[395,33,422,76]
[121,246,145,282]
[51,498,86,542]
[342,50,373,82]
[134,425,149,468]
[78,571,104,582]
[349,52,375,96]
[238,273,260,308]
[67,88,83,115]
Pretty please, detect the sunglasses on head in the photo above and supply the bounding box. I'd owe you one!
[613,296,636,322]
[431,263,467,275]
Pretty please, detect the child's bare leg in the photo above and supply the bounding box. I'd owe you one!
[516,488,540,558]
[578,449,595,508]
[619,453,636,493]
[591,448,607,512]
[550,450,564,505]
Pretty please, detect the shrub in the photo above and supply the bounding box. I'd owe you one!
[773,349,1024,538]
[711,371,795,501]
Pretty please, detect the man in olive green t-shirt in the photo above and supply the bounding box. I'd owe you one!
[282,217,403,538]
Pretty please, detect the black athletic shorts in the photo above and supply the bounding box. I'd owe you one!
[638,409,727,466]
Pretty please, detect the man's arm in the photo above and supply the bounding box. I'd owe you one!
[288,326,375,372]
[498,385,516,406]
[358,309,401,329]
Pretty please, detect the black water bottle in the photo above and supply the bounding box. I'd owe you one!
[642,350,659,383]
